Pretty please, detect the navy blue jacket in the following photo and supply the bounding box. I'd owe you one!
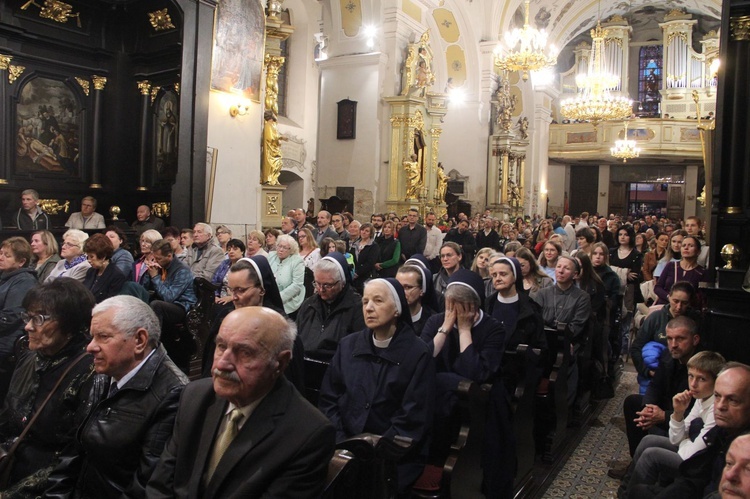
[319,324,435,446]
[421,311,505,384]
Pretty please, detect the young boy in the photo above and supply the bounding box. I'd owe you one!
[627,351,726,494]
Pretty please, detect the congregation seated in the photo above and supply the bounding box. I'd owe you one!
[0,279,95,497]
[45,296,188,497]
[147,307,335,498]
[64,196,105,230]
[628,363,750,498]
[131,204,165,235]
[514,247,552,301]
[534,256,592,405]
[14,189,49,231]
[630,281,701,387]
[104,226,134,280]
[626,351,725,498]
[268,234,306,319]
[82,233,127,303]
[245,229,269,259]
[211,238,245,307]
[45,229,91,283]
[395,264,435,337]
[352,223,379,294]
[30,231,60,283]
[433,242,463,302]
[183,223,225,281]
[141,239,197,371]
[200,256,305,392]
[654,235,707,307]
[610,316,700,480]
[318,278,435,494]
[296,253,365,359]
[133,229,162,284]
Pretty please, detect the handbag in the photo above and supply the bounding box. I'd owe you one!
[0,351,89,489]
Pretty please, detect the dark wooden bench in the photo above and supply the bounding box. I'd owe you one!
[535,323,572,462]
[303,356,331,406]
[183,277,219,379]
[323,449,357,499]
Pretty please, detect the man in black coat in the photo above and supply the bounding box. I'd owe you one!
[146,307,335,499]
[609,316,699,479]
[476,216,501,251]
[45,296,188,498]
[397,208,427,261]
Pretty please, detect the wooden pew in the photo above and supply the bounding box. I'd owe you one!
[303,356,331,406]
[323,449,357,499]
[184,277,219,379]
[535,323,572,462]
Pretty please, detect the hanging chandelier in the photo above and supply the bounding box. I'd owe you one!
[494,0,558,81]
[610,121,641,162]
[560,21,632,126]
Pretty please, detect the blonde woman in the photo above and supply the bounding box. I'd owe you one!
[297,227,321,269]
[246,230,268,258]
[30,230,60,283]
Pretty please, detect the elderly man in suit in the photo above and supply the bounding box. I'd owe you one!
[146,307,335,498]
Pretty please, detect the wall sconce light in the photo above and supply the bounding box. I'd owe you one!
[229,103,250,118]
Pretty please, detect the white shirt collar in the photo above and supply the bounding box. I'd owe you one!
[114,348,156,388]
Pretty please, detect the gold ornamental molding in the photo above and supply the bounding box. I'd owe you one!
[75,77,89,96]
[150,86,160,103]
[730,15,750,41]
[8,65,25,84]
[264,54,285,116]
[38,199,70,215]
[0,55,10,70]
[91,75,107,90]
[21,0,81,28]
[173,82,180,94]
[148,8,175,32]
[151,202,170,218]
[137,80,151,95]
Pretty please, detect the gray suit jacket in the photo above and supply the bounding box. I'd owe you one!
[146,377,335,499]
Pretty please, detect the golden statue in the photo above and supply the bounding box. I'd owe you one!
[261,111,285,185]
[435,162,448,203]
[404,154,422,200]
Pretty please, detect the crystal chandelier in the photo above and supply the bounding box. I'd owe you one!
[494,0,557,81]
[560,21,632,126]
[610,121,641,162]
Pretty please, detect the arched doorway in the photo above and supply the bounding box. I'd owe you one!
[279,170,304,215]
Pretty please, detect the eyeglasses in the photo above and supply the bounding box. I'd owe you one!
[228,286,256,296]
[21,312,54,327]
[313,281,340,291]
[276,245,291,250]
[62,241,78,248]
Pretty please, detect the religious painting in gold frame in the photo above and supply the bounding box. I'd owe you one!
[210,0,265,102]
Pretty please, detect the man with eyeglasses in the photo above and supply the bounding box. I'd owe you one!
[65,196,106,229]
[295,253,365,360]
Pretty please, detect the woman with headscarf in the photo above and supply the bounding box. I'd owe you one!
[396,264,436,337]
[0,279,95,497]
[319,278,435,494]
[200,256,304,391]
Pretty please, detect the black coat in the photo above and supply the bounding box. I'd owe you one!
[46,346,188,499]
[83,264,128,303]
[353,242,380,293]
[0,337,94,487]
[296,286,365,359]
[444,228,477,266]
[476,229,501,252]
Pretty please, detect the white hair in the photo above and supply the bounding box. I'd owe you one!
[195,222,213,237]
[276,234,299,255]
[93,296,161,346]
[313,258,343,282]
[63,229,89,250]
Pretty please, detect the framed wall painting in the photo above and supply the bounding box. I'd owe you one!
[210,0,265,102]
[15,76,82,176]
[337,99,357,139]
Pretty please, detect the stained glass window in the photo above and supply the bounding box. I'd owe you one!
[638,45,663,117]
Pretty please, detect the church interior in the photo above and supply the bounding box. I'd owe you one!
[2,0,750,496]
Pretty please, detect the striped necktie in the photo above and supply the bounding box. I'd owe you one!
[207,409,243,480]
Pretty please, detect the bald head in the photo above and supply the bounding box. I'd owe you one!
[714,365,750,432]
[720,433,750,498]
[212,307,296,407]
